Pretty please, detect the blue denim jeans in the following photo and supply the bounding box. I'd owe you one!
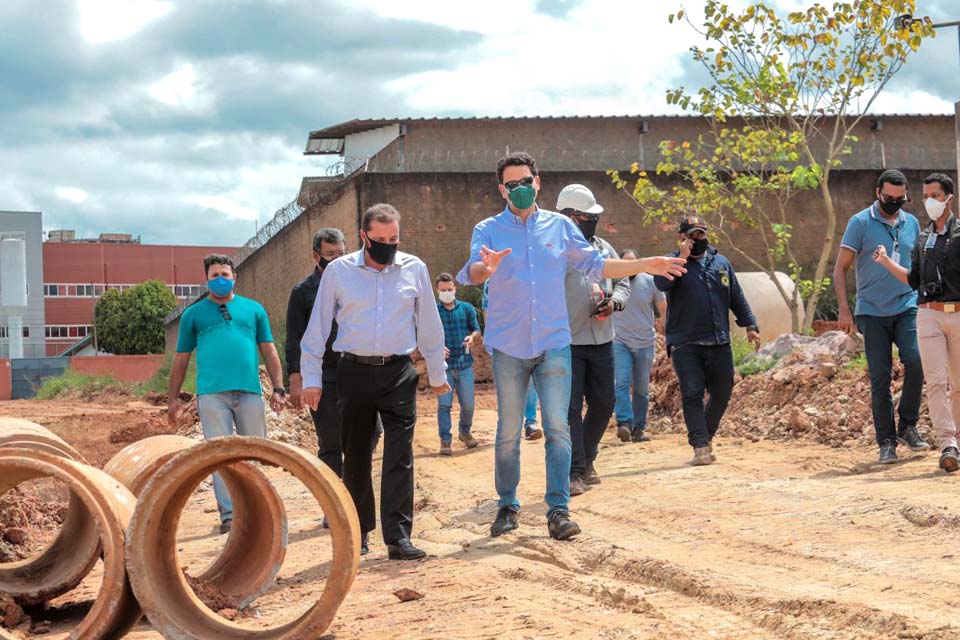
[197,391,268,523]
[613,342,655,430]
[437,366,475,443]
[856,310,924,445]
[492,347,572,518]
[524,384,539,428]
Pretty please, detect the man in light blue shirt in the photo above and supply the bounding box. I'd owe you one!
[834,169,928,464]
[613,250,667,444]
[457,151,686,541]
[302,203,450,561]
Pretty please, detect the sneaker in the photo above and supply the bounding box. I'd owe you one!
[583,464,601,485]
[878,440,899,464]
[490,506,519,537]
[439,442,452,456]
[458,432,479,449]
[569,475,590,496]
[219,519,232,535]
[689,446,713,466]
[617,423,632,442]
[631,428,651,443]
[525,426,543,441]
[940,446,960,473]
[547,511,581,541]
[897,425,930,452]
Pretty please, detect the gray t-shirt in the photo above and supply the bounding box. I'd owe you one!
[613,274,664,349]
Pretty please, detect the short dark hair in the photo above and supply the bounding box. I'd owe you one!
[361,203,401,231]
[203,254,234,275]
[496,152,538,184]
[436,272,454,285]
[877,169,908,191]
[620,247,639,258]
[313,227,345,251]
[924,173,955,196]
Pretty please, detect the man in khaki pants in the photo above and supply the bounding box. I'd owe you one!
[874,173,960,472]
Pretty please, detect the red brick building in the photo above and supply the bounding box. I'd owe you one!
[43,241,236,355]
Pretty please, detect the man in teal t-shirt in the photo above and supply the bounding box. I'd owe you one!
[168,254,287,534]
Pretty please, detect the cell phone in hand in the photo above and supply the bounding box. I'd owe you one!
[590,295,613,317]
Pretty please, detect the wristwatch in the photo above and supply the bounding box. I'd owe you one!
[272,387,287,396]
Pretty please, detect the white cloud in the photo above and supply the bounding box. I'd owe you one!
[77,0,173,44]
[146,63,210,110]
[54,187,89,204]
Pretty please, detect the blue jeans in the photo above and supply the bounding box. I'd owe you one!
[613,342,655,430]
[856,310,924,445]
[524,384,538,428]
[437,366,475,443]
[197,391,268,523]
[492,347,572,518]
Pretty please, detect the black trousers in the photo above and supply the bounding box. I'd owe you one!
[569,342,616,477]
[671,343,734,448]
[310,376,383,478]
[337,356,419,544]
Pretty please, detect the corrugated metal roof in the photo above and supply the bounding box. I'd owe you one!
[307,113,954,140]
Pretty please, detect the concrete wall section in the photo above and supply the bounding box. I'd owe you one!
[0,211,46,358]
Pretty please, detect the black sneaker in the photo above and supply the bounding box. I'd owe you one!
[219,519,232,535]
[490,506,519,537]
[897,425,930,452]
[360,532,369,556]
[878,440,899,465]
[547,511,581,541]
[940,447,960,473]
[631,428,651,443]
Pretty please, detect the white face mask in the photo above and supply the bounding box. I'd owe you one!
[925,197,947,221]
[438,290,456,304]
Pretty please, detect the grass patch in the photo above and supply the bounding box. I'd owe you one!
[36,370,132,400]
[732,336,778,377]
[845,353,867,372]
[138,353,197,396]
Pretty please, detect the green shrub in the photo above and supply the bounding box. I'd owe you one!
[138,353,197,396]
[36,370,131,400]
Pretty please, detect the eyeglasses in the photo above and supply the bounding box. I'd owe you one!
[219,304,232,322]
[315,248,346,260]
[503,176,535,191]
[880,194,908,206]
[561,208,600,221]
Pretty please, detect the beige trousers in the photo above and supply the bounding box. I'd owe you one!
[917,307,960,449]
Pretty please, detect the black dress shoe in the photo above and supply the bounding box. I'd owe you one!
[490,506,519,537]
[387,538,426,560]
[360,533,370,556]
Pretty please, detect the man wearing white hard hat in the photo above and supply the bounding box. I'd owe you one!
[559,184,631,494]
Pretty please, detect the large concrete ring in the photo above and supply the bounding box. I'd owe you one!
[0,448,140,639]
[104,435,288,607]
[0,419,102,606]
[126,436,360,640]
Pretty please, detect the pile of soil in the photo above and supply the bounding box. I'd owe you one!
[0,485,67,563]
[648,332,930,448]
[0,594,29,636]
[184,574,243,616]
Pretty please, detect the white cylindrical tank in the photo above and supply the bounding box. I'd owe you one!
[730,271,803,343]
[0,237,28,308]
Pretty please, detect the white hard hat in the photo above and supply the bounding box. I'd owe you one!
[556,184,604,214]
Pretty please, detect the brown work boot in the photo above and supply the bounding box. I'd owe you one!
[569,475,590,496]
[689,445,713,466]
[584,464,601,485]
[458,432,479,449]
[439,442,452,456]
[616,423,632,442]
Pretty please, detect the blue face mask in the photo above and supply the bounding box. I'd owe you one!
[208,276,234,297]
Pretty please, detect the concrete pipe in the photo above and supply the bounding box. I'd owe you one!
[0,418,102,608]
[0,449,140,639]
[0,417,85,461]
[127,437,360,640]
[104,435,288,607]
[730,271,804,343]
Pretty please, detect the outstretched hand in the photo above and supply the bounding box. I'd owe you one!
[643,256,688,280]
[480,245,512,275]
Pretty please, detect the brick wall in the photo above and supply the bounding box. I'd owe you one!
[0,359,10,401]
[70,355,165,384]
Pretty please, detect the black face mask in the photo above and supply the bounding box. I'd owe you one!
[577,218,599,241]
[317,255,332,270]
[879,198,905,215]
[365,237,398,265]
[692,237,709,256]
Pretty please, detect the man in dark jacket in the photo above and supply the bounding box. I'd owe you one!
[654,217,760,465]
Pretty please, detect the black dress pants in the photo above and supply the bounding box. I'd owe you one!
[671,343,734,448]
[337,356,419,544]
[569,342,616,477]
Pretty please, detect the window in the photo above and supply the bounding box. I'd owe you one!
[45,325,91,339]
[22,327,28,338]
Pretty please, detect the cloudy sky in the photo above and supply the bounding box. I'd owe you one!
[1,0,957,247]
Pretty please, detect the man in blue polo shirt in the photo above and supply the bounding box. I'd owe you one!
[457,151,686,541]
[834,169,928,464]
[436,272,481,455]
[168,254,287,534]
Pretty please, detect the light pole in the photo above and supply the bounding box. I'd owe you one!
[896,13,960,66]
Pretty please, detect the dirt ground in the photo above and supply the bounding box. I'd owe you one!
[4,390,960,640]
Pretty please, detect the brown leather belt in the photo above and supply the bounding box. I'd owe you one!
[920,302,960,313]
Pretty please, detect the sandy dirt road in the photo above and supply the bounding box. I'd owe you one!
[4,397,960,639]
